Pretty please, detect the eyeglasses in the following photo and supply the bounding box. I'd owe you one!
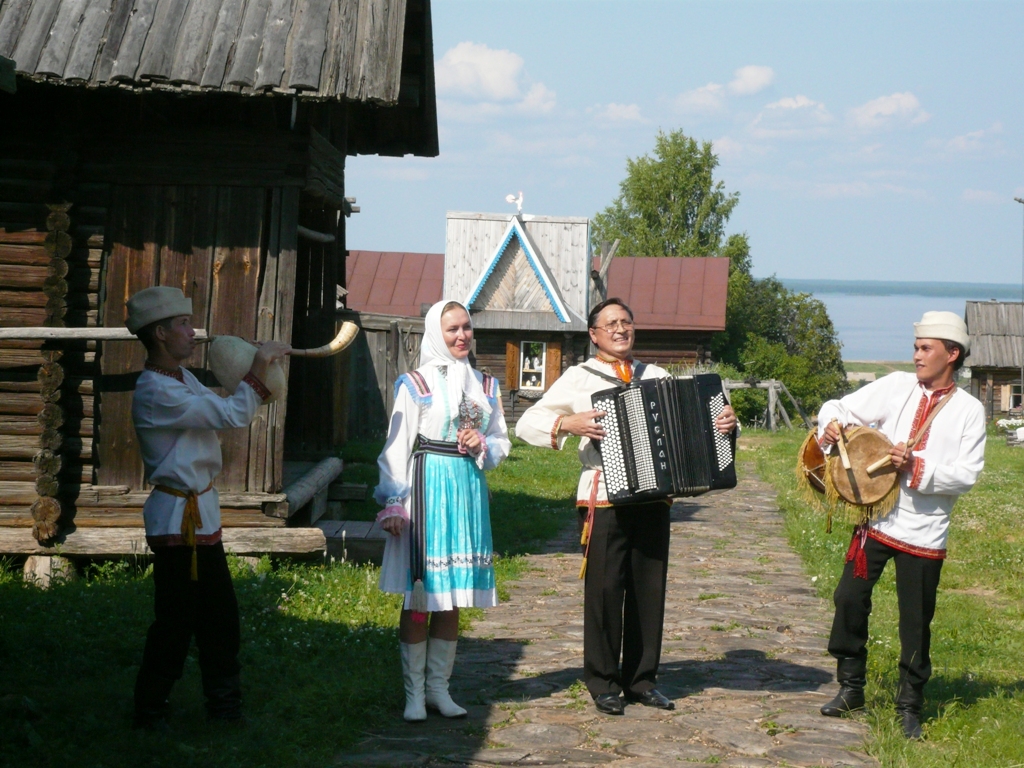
[594,320,634,333]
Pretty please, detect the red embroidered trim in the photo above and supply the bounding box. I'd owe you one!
[146,530,223,548]
[910,457,925,490]
[243,372,271,401]
[867,528,946,559]
[574,499,672,508]
[145,362,184,383]
[594,355,635,383]
[551,415,564,449]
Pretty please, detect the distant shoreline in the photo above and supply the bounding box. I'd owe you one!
[779,278,1021,300]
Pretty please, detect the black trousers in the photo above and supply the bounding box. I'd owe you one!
[137,542,241,685]
[827,535,944,689]
[579,502,671,697]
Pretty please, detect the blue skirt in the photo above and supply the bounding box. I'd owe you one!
[379,453,497,610]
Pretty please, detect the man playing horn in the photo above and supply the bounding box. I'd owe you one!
[816,311,985,739]
[126,286,290,729]
[517,298,737,716]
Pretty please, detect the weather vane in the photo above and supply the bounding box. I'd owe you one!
[505,190,523,214]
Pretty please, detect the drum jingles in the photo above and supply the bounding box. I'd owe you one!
[797,422,899,531]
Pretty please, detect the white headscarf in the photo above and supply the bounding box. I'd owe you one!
[418,300,492,421]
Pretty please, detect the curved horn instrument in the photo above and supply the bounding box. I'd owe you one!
[289,321,359,357]
[206,322,359,403]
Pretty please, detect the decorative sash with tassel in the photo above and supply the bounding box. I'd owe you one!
[408,435,472,620]
[155,483,214,580]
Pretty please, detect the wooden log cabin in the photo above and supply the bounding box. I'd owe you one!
[0,0,438,556]
[442,211,591,419]
[965,300,1024,418]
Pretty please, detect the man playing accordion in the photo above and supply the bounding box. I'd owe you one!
[816,311,986,739]
[516,298,737,716]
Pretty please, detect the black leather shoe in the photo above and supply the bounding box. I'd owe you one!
[820,685,865,717]
[593,693,624,715]
[625,688,675,710]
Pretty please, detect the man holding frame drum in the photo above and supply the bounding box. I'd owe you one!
[816,311,986,739]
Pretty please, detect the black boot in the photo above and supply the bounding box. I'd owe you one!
[820,657,866,717]
[133,670,175,731]
[895,680,925,740]
[203,674,243,722]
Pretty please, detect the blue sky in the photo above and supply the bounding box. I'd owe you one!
[345,1,1024,284]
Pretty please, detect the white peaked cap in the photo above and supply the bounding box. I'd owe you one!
[913,310,969,353]
[125,286,193,334]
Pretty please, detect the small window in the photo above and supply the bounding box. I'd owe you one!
[520,341,546,391]
[1013,384,1022,410]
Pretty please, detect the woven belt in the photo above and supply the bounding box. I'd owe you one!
[155,483,214,581]
[408,436,471,616]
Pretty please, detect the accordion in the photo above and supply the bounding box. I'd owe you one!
[592,373,737,504]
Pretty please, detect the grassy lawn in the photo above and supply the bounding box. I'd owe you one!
[0,438,580,767]
[751,426,1024,767]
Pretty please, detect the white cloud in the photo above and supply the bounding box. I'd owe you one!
[749,95,833,138]
[435,42,556,116]
[518,83,557,114]
[947,122,1003,153]
[675,82,726,114]
[962,189,1007,204]
[728,65,774,96]
[591,102,644,123]
[436,42,524,101]
[712,136,745,159]
[849,92,930,129]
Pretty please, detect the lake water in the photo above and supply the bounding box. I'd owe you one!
[779,280,1022,362]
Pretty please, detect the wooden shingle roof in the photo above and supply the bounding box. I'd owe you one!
[0,0,414,103]
[966,300,1024,368]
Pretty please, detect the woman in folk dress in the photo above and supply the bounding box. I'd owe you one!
[374,300,511,721]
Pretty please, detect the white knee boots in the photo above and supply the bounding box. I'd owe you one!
[424,637,467,718]
[399,641,427,722]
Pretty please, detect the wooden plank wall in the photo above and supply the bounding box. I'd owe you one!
[96,184,299,495]
[339,311,424,442]
[443,213,590,320]
[283,197,343,457]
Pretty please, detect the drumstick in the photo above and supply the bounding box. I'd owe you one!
[865,389,957,475]
[831,419,852,470]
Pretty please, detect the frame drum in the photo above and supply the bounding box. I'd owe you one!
[828,426,898,506]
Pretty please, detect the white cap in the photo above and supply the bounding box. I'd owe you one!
[125,286,192,334]
[914,310,969,353]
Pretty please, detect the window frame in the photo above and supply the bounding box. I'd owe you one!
[519,341,547,392]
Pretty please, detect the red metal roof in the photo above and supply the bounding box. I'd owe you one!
[346,251,445,317]
[605,257,729,331]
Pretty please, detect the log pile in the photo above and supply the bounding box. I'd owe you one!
[0,200,103,542]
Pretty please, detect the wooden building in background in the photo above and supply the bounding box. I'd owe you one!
[444,211,591,417]
[605,256,728,367]
[0,0,437,550]
[965,300,1024,418]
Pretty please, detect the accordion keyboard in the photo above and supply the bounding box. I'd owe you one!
[622,388,657,491]
[708,392,733,471]
[592,392,630,497]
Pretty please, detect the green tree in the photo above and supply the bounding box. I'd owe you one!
[593,130,846,423]
[592,130,739,257]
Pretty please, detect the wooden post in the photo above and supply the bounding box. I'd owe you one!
[23,555,75,588]
[767,383,778,431]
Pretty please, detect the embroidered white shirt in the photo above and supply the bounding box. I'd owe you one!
[515,358,671,505]
[132,368,263,542]
[373,367,511,507]
[817,371,986,553]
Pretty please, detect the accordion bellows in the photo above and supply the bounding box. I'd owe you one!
[592,374,737,504]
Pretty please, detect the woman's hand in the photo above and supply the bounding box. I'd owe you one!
[381,515,407,536]
[559,410,607,440]
[715,405,737,434]
[457,428,484,457]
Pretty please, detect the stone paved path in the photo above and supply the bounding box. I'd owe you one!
[340,473,879,767]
